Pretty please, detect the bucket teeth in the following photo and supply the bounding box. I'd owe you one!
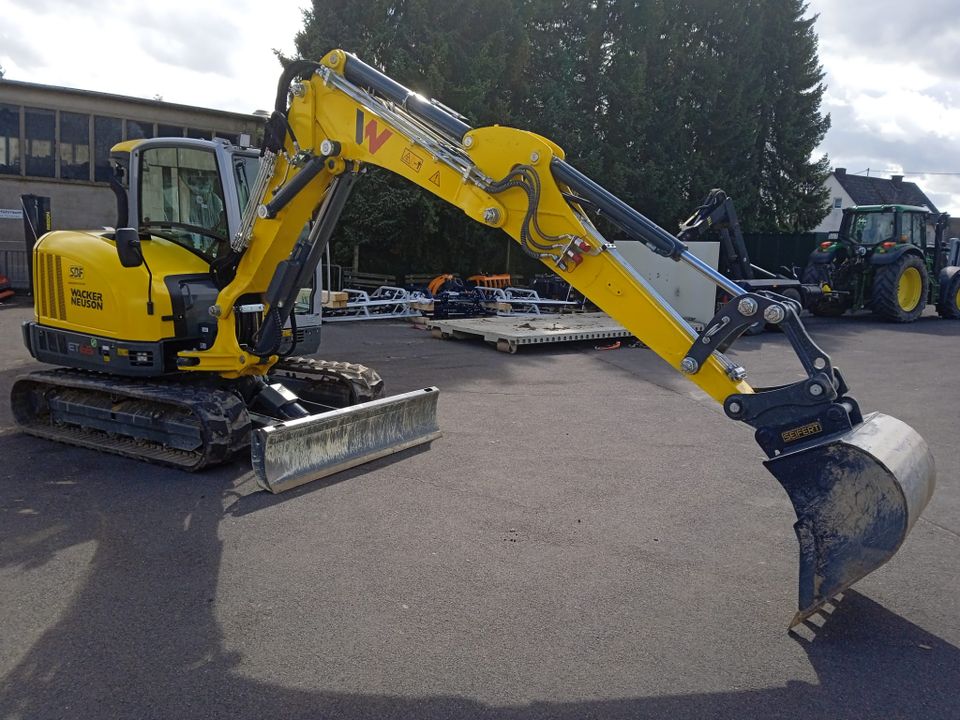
[252,387,441,494]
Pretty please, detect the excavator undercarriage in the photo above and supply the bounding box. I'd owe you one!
[12,356,439,492]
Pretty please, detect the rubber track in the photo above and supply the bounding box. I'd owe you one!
[269,357,385,404]
[11,369,252,471]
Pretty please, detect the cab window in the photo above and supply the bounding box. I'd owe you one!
[233,153,261,212]
[139,146,228,261]
[849,212,895,245]
[903,212,925,247]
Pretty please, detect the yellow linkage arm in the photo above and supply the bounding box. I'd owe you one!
[294,51,752,405]
[181,48,751,404]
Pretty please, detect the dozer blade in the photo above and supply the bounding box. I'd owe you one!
[764,412,935,626]
[252,387,441,494]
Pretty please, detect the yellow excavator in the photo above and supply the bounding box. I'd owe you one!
[13,50,935,625]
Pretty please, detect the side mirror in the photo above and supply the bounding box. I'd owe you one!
[115,227,143,268]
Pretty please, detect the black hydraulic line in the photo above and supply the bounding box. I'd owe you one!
[252,170,358,359]
[721,198,754,280]
[343,55,472,142]
[550,158,688,260]
[275,60,324,114]
[260,155,328,219]
[262,60,326,157]
[291,170,359,293]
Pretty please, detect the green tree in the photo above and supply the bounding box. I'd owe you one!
[287,0,832,280]
[292,0,532,279]
[749,0,831,231]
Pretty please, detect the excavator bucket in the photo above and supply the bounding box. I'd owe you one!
[764,412,935,626]
[252,387,441,494]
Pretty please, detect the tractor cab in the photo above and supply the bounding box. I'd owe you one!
[838,204,929,253]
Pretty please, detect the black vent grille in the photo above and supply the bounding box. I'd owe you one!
[37,253,66,320]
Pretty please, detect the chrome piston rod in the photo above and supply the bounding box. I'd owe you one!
[550,158,747,298]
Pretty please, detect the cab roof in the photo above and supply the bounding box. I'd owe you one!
[847,204,930,214]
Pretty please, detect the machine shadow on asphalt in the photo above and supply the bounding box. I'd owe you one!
[226,444,435,518]
[0,426,957,720]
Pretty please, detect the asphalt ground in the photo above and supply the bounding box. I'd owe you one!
[0,298,957,720]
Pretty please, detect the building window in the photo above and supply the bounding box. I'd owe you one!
[25,107,56,178]
[60,112,91,181]
[157,124,184,138]
[94,116,123,182]
[127,119,154,140]
[0,104,20,176]
[187,128,212,140]
[833,197,842,209]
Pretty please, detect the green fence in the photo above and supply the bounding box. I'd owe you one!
[741,233,828,274]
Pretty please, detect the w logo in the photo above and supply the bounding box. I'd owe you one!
[356,110,393,154]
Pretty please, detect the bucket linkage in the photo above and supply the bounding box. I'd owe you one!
[688,291,936,625]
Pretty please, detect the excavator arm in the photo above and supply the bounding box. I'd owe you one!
[185,53,749,401]
[185,50,934,624]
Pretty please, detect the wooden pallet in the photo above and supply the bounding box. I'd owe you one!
[427,312,632,353]
[321,290,349,309]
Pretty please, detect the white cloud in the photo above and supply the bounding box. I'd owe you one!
[810,1,960,213]
[0,0,306,114]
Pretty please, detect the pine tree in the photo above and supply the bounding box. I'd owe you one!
[286,0,832,279]
[749,0,831,231]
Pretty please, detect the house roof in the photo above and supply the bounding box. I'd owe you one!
[833,169,939,215]
[0,77,263,122]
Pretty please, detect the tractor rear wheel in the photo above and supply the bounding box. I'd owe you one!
[871,254,928,322]
[936,272,960,319]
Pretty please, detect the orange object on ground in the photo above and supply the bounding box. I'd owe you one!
[467,273,512,289]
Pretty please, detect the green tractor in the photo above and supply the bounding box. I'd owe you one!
[802,204,960,322]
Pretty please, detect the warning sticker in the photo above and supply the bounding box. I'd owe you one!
[429,171,441,188]
[401,148,424,173]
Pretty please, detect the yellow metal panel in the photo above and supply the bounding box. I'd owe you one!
[34,230,209,341]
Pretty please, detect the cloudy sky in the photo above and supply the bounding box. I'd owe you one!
[2,0,958,214]
[808,0,960,213]
[0,0,305,114]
